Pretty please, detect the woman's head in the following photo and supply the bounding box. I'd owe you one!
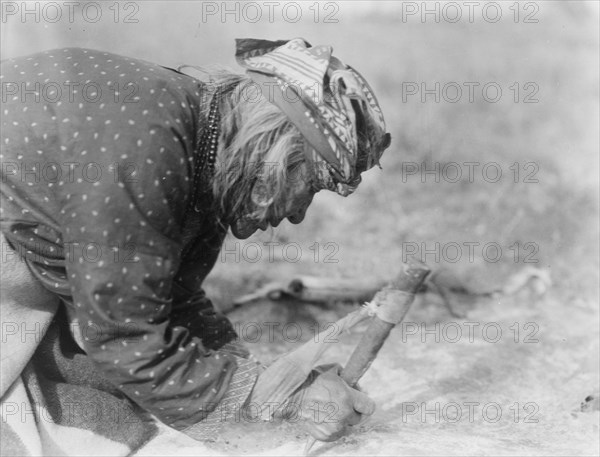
[209,75,317,239]
[196,37,391,239]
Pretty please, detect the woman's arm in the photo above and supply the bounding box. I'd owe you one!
[56,123,243,430]
[60,190,242,429]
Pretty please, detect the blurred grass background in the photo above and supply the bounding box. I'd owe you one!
[2,0,598,309]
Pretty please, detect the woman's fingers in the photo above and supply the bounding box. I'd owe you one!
[349,388,376,416]
[290,364,377,441]
[345,410,364,426]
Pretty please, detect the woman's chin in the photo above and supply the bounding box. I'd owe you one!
[231,223,255,240]
[231,218,265,239]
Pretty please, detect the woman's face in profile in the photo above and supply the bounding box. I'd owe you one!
[230,160,316,239]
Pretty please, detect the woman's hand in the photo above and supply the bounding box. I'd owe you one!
[283,364,375,442]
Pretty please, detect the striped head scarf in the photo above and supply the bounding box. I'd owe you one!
[235,38,391,196]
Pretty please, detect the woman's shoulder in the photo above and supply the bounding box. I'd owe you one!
[2,47,205,106]
[2,46,207,160]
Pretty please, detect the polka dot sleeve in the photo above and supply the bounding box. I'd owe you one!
[60,158,240,429]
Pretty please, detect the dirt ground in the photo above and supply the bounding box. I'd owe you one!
[139,289,599,456]
[4,1,598,455]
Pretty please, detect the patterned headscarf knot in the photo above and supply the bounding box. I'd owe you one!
[235,38,391,196]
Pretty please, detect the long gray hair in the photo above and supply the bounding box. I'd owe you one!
[206,71,309,222]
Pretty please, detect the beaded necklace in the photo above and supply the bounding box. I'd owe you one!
[180,89,222,260]
[188,89,221,215]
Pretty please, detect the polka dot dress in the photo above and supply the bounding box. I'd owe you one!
[0,48,254,431]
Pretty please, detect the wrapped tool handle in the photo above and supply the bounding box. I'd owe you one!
[340,259,430,387]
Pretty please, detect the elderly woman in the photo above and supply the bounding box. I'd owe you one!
[0,38,390,453]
